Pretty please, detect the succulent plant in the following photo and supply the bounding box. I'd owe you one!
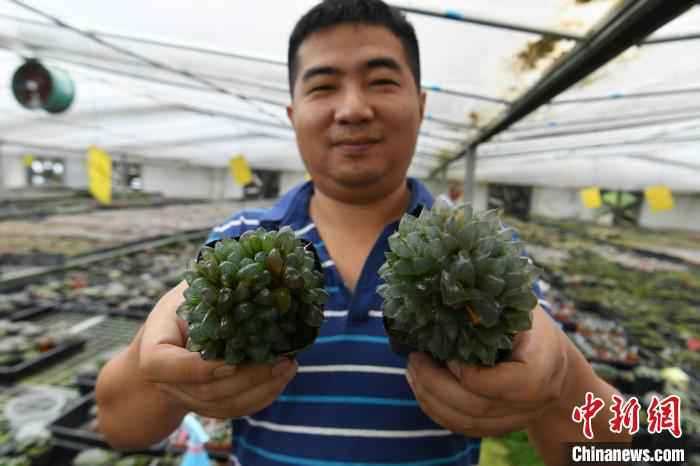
[177,226,327,364]
[378,202,541,365]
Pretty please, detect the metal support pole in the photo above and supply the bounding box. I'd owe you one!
[463,146,476,204]
[0,140,5,192]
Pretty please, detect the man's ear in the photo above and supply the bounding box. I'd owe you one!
[418,90,427,121]
[286,104,294,127]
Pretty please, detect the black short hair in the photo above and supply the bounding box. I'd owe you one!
[287,0,421,96]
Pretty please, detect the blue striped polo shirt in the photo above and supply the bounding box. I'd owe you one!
[206,178,549,466]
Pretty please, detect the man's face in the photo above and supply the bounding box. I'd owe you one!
[287,24,426,202]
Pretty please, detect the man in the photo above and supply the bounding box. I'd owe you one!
[437,181,464,207]
[96,1,631,465]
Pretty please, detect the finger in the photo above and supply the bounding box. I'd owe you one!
[456,307,565,403]
[407,373,539,438]
[176,359,297,402]
[140,343,227,385]
[158,362,297,419]
[225,363,298,417]
[408,353,541,419]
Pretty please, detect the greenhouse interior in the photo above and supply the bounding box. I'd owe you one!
[1,0,699,465]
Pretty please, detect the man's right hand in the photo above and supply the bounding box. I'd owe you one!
[137,281,298,420]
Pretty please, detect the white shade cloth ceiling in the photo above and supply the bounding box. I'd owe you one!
[0,0,698,191]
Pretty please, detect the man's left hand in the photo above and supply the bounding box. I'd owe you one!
[406,306,572,437]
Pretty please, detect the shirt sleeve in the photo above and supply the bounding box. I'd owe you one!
[205,210,265,245]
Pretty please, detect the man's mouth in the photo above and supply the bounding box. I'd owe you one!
[333,138,381,154]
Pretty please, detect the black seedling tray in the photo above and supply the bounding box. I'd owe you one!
[7,303,59,321]
[0,305,89,383]
[63,301,150,321]
[101,306,152,320]
[0,340,86,383]
[49,393,167,454]
[36,444,75,466]
[588,357,639,371]
[43,442,184,466]
[74,374,97,396]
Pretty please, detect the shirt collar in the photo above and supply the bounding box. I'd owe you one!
[260,181,313,227]
[406,177,434,216]
[260,177,434,226]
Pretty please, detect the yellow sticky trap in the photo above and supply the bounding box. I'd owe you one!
[22,155,35,167]
[87,146,112,205]
[645,185,674,212]
[230,155,252,186]
[580,186,602,209]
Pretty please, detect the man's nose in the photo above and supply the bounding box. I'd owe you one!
[334,87,374,124]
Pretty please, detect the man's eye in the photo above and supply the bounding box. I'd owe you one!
[309,85,335,93]
[371,79,399,86]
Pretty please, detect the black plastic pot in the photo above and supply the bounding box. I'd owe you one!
[382,316,415,358]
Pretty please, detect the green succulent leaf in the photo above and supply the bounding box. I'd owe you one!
[398,215,417,235]
[441,271,468,306]
[233,302,255,322]
[278,226,296,255]
[272,288,292,313]
[283,267,305,289]
[452,252,475,287]
[477,274,506,298]
[504,309,533,332]
[237,262,263,283]
[254,288,273,306]
[200,310,220,338]
[262,231,277,253]
[388,234,414,259]
[501,289,537,311]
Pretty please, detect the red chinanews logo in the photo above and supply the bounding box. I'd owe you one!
[572,392,682,440]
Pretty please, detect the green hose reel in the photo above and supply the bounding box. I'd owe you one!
[12,59,75,114]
